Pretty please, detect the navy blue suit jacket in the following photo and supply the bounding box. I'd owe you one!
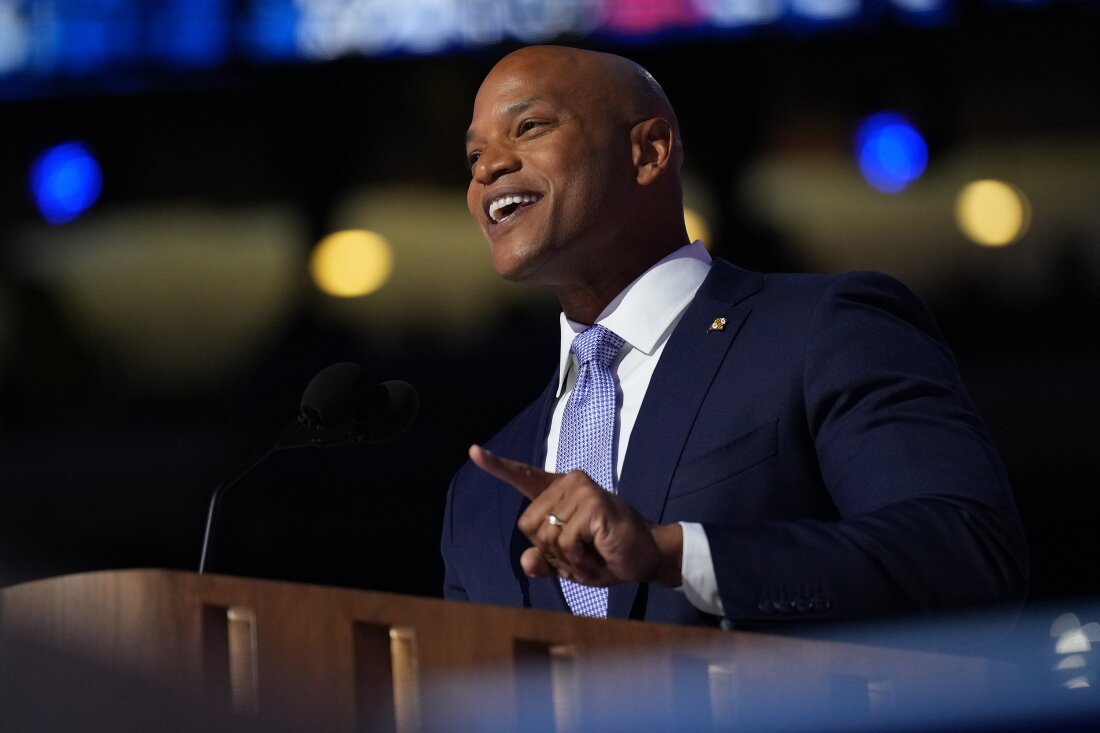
[441,260,1028,627]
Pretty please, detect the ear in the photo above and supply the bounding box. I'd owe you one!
[630,117,675,186]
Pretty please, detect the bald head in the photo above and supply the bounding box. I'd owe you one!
[481,45,683,169]
[465,45,691,320]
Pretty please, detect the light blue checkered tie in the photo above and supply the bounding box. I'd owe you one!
[556,324,624,617]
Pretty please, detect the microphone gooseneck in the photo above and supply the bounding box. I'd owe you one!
[198,363,419,575]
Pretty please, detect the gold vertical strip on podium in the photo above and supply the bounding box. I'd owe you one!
[514,640,577,733]
[389,626,421,733]
[226,606,258,715]
[548,644,578,733]
[707,662,736,729]
[354,622,421,733]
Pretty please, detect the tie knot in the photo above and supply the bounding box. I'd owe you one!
[571,324,624,368]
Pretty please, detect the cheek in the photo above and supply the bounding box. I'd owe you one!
[466,185,481,223]
[556,177,598,227]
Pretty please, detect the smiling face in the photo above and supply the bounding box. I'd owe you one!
[465,47,639,287]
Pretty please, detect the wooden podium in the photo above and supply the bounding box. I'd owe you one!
[0,570,1004,732]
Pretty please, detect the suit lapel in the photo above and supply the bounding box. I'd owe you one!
[498,372,571,612]
[608,260,763,619]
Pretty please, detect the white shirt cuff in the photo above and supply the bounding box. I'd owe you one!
[678,521,724,616]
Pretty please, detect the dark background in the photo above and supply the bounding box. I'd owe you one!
[0,3,1097,620]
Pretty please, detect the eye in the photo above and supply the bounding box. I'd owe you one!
[466,150,481,171]
[518,119,545,135]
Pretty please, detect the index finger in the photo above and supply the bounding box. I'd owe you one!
[468,445,555,500]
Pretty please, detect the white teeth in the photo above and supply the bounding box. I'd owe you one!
[488,194,539,222]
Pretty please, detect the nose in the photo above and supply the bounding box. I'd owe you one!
[472,140,519,184]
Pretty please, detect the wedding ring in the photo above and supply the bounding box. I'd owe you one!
[546,513,565,527]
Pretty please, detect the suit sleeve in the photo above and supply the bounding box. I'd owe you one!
[704,272,1028,623]
[440,473,470,601]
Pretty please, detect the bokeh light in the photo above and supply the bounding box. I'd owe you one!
[954,179,1031,247]
[684,207,712,249]
[855,112,929,193]
[310,229,394,298]
[799,0,861,21]
[29,141,104,225]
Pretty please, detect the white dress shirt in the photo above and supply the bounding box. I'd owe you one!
[544,240,724,616]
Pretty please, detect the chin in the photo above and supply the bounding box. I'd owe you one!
[492,259,536,282]
[490,242,541,282]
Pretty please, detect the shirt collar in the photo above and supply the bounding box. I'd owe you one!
[555,240,712,396]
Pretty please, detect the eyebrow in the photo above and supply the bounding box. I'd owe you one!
[465,97,544,144]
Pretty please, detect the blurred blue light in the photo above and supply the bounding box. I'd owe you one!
[241,0,301,61]
[855,112,929,193]
[1,0,1093,99]
[151,0,231,68]
[891,0,953,26]
[30,141,104,225]
[793,0,861,22]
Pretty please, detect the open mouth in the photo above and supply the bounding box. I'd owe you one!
[487,193,541,224]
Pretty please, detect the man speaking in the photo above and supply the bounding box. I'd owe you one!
[441,45,1028,628]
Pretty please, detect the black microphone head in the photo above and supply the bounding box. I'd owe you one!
[299,362,368,429]
[299,363,418,442]
[358,380,419,442]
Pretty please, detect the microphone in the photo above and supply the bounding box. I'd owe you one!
[198,363,419,574]
[297,362,419,444]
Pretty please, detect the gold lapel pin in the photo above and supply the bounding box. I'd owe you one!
[707,317,727,333]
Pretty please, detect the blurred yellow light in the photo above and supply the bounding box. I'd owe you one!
[954,179,1030,247]
[310,229,393,297]
[684,208,712,250]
